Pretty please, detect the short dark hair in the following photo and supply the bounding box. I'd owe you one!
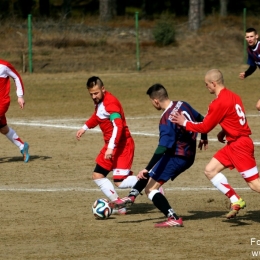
[86,76,104,89]
[146,83,168,101]
[246,27,257,34]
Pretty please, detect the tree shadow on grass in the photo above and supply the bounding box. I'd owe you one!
[0,155,52,163]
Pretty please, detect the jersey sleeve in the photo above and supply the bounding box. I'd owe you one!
[108,117,123,149]
[159,121,176,148]
[85,111,99,129]
[186,100,224,133]
[5,63,24,97]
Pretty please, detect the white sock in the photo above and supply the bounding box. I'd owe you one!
[6,127,24,150]
[94,178,119,201]
[210,173,230,194]
[210,172,239,203]
[118,176,138,189]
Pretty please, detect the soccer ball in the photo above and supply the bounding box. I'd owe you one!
[92,198,113,219]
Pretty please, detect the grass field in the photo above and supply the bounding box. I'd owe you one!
[1,68,260,259]
[1,13,260,260]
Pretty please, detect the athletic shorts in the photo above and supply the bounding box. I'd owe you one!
[95,136,135,181]
[0,102,9,128]
[149,154,194,185]
[214,136,259,182]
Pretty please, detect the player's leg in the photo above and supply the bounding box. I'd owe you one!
[247,178,260,192]
[92,164,119,201]
[0,113,30,163]
[206,148,245,219]
[145,179,183,228]
[112,136,137,189]
[109,175,150,209]
[146,155,189,227]
[232,137,260,192]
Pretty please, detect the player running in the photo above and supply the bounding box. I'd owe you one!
[0,59,30,162]
[110,83,208,227]
[172,69,260,219]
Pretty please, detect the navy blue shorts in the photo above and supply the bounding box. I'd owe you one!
[149,154,194,183]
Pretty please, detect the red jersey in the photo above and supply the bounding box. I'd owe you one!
[0,59,24,105]
[186,88,251,142]
[84,91,132,149]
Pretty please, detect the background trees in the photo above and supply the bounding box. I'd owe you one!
[1,0,260,24]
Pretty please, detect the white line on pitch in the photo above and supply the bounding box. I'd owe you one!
[0,187,251,192]
[9,120,260,145]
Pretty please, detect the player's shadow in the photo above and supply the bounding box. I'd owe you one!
[114,203,163,223]
[234,210,260,224]
[185,210,260,226]
[185,210,227,221]
[0,155,52,163]
[128,203,157,214]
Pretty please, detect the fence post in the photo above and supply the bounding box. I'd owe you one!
[28,14,33,73]
[135,12,140,71]
[243,8,247,64]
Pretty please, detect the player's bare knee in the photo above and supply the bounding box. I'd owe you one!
[204,168,211,179]
[248,181,260,193]
[113,182,120,187]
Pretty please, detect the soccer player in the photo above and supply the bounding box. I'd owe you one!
[110,84,208,227]
[239,27,260,111]
[172,69,260,219]
[76,76,137,215]
[0,59,30,162]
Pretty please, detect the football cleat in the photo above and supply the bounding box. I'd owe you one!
[21,142,30,163]
[154,217,183,228]
[226,198,246,219]
[111,207,127,215]
[109,196,135,209]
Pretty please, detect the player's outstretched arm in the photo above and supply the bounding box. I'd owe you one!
[170,111,187,126]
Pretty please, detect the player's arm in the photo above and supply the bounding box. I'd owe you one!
[5,63,25,108]
[5,63,24,97]
[242,65,257,79]
[107,112,123,149]
[195,113,207,141]
[195,113,208,150]
[76,113,99,140]
[145,145,167,172]
[172,104,220,134]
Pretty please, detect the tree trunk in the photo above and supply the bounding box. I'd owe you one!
[220,0,228,17]
[99,0,116,22]
[200,0,205,21]
[62,0,72,18]
[116,0,125,16]
[39,0,50,17]
[189,0,200,31]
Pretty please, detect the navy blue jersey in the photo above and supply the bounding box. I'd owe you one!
[159,101,200,158]
[247,41,260,67]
